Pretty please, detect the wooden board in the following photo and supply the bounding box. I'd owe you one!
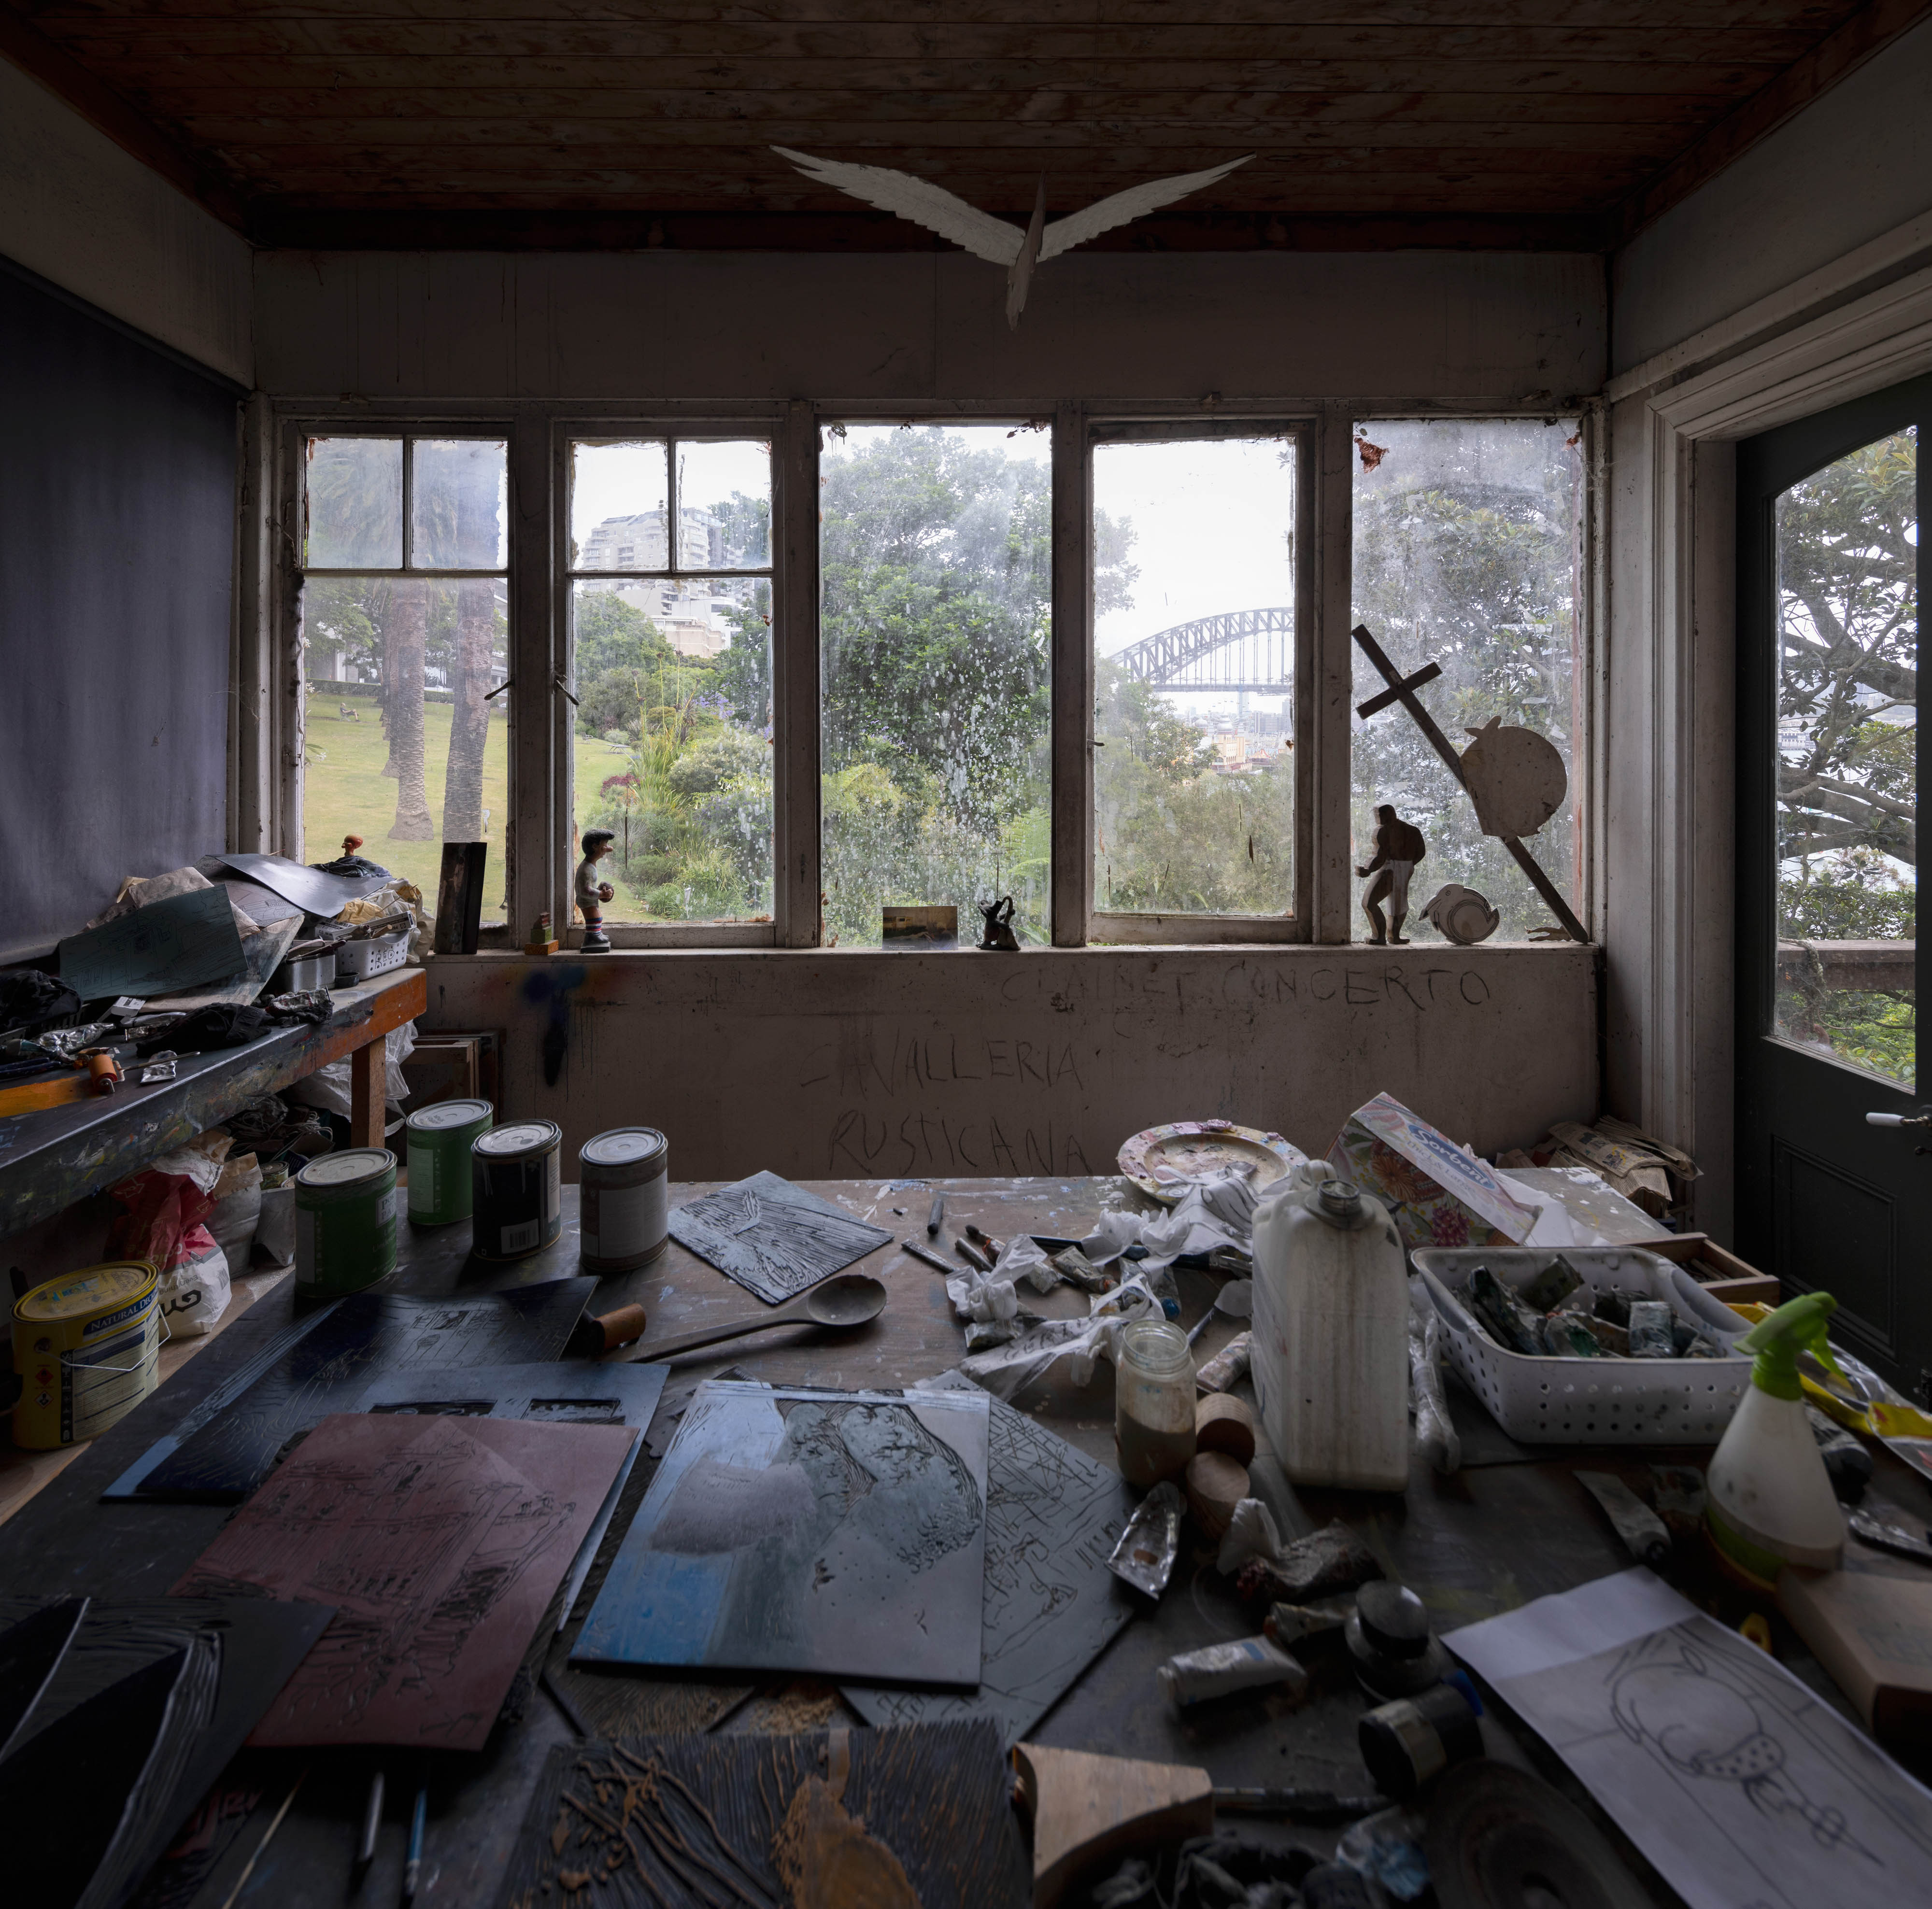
[496,1722,1027,1909]
[9,0,1925,247]
[1013,1743,1213,1909]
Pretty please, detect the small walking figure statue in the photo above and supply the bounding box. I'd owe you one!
[1357,805,1427,945]
[576,829,616,952]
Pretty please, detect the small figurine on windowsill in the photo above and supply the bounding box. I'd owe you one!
[524,911,558,957]
[1357,805,1427,946]
[976,894,1022,952]
[576,831,617,952]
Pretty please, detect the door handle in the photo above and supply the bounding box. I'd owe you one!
[1866,1111,1932,1127]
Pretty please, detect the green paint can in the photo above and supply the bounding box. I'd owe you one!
[294,1148,398,1298]
[471,1121,563,1261]
[405,1098,494,1226]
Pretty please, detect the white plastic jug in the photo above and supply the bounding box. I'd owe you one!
[1251,1162,1409,1491]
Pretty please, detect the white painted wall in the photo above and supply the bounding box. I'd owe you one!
[1612,19,1932,375]
[0,57,252,383]
[419,944,1598,1184]
[254,247,1604,403]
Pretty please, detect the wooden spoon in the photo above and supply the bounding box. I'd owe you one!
[630,1273,888,1363]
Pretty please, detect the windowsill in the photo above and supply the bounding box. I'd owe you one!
[421,938,1594,963]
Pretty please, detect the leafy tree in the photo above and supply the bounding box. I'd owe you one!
[1350,420,1583,937]
[572,591,680,738]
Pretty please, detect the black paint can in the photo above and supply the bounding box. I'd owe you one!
[1357,1679,1484,1802]
[470,1120,563,1260]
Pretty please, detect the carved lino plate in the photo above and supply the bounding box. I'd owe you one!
[1117,1120,1304,1205]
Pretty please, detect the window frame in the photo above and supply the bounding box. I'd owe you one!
[268,398,1590,953]
[555,416,785,949]
[277,414,517,911]
[1079,414,1318,945]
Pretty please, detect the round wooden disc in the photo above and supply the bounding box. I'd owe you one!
[1424,1760,1648,1909]
[1183,1451,1249,1539]
[1194,1393,1257,1465]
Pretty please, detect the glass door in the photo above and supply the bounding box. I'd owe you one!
[1736,374,1928,1398]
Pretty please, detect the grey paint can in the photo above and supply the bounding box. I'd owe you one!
[579,1127,669,1274]
[471,1120,563,1260]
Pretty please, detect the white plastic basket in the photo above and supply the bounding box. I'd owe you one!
[335,931,409,984]
[1413,1246,1752,1445]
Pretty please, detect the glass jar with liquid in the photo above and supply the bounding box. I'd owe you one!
[1115,1320,1198,1487]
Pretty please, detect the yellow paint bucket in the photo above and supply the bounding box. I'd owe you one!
[11,1262,161,1450]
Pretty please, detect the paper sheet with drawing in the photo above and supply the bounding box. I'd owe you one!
[1445,1569,1932,1909]
[172,1412,633,1750]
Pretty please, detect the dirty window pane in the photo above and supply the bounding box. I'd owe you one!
[306,437,401,569]
[572,441,670,569]
[678,439,773,569]
[1772,427,1917,1088]
[1350,418,1582,942]
[819,424,1051,948]
[300,576,511,915]
[1092,437,1295,917]
[570,576,773,924]
[412,439,508,569]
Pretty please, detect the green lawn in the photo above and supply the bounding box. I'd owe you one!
[301,691,631,913]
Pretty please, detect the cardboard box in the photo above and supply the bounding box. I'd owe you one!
[1328,1092,1540,1251]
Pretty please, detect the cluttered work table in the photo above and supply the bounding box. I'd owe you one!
[11,1164,1932,1909]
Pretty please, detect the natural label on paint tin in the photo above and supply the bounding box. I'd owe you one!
[10,1262,162,1450]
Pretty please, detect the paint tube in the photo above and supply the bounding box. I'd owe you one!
[1406,1287,1460,1472]
[1196,1329,1251,1394]
[1217,1497,1282,1575]
[1157,1635,1308,1711]
[1264,1597,1358,1649]
[1627,1299,1676,1357]
[1107,1480,1183,1597]
[1574,1469,1671,1569]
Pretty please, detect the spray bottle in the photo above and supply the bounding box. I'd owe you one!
[1705,1292,1847,1587]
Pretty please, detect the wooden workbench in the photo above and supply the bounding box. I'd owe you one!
[0,966,426,1237]
[4,1175,1927,1908]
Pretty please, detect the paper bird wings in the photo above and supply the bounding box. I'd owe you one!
[771,147,1253,265]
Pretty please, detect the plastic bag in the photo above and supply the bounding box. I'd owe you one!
[206,1152,263,1279]
[105,1132,236,1341]
[286,1019,418,1120]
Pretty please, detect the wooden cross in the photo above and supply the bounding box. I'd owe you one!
[1351,623,1589,945]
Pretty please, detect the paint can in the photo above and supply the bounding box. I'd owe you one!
[11,1262,161,1450]
[472,1120,563,1261]
[294,1148,398,1298]
[405,1098,494,1226]
[578,1127,669,1274]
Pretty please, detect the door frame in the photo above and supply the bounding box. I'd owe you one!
[1601,238,1932,1241]
[1733,376,1929,1384]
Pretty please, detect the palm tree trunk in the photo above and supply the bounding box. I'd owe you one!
[387,580,436,839]
[442,581,494,840]
[379,577,400,778]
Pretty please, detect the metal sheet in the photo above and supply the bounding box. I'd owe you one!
[148,914,300,1013]
[668,1170,893,1305]
[208,852,392,918]
[844,1372,1139,1746]
[114,1278,597,1503]
[575,1381,989,1686]
[0,1596,332,1909]
[171,1413,633,1750]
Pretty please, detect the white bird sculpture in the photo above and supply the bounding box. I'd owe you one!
[772,146,1255,327]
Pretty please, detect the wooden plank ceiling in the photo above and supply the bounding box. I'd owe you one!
[2,0,1926,249]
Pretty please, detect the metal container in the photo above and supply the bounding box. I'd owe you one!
[271,949,335,993]
[294,1147,398,1298]
[472,1120,563,1261]
[10,1262,161,1450]
[405,1098,494,1226]
[578,1127,669,1274]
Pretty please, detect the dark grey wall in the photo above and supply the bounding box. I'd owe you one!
[0,261,240,962]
